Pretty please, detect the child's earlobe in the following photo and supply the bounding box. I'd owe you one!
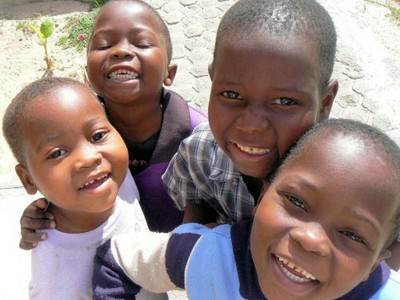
[319,79,339,121]
[15,164,38,195]
[208,63,213,79]
[164,64,178,86]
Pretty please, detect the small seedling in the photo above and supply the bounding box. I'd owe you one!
[29,17,55,70]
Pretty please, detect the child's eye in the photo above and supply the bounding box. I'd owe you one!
[221,90,243,100]
[272,97,297,105]
[135,42,152,49]
[48,149,67,159]
[339,230,366,245]
[287,195,307,212]
[91,131,107,143]
[98,45,111,50]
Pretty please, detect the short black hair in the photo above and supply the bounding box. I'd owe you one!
[213,0,336,92]
[283,118,400,249]
[97,0,173,63]
[2,77,100,165]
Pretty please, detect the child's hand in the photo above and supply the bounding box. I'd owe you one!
[19,198,56,250]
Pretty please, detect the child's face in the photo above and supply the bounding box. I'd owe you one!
[250,134,397,300]
[208,33,337,178]
[87,1,174,106]
[16,85,128,215]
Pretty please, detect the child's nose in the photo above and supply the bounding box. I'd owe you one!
[237,104,270,132]
[74,145,102,170]
[111,40,134,59]
[289,223,330,257]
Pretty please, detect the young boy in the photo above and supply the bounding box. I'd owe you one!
[92,118,400,299]
[18,0,207,248]
[162,0,338,225]
[2,77,164,299]
[160,0,400,269]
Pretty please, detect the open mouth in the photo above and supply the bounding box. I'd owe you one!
[107,69,139,81]
[275,254,319,283]
[79,173,110,190]
[236,143,271,155]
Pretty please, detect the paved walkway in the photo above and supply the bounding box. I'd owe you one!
[0,0,399,299]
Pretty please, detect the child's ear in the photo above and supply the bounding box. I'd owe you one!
[208,63,213,79]
[319,79,339,121]
[164,64,177,86]
[362,250,391,281]
[15,164,38,195]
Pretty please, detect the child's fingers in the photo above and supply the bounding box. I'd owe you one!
[20,215,56,231]
[32,198,49,210]
[21,199,54,222]
[19,229,48,250]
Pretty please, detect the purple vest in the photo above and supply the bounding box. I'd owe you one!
[133,89,207,232]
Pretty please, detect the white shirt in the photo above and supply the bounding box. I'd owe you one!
[29,172,147,300]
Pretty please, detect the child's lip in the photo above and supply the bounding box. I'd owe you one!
[235,143,271,155]
[274,254,318,282]
[107,68,139,80]
[107,65,140,78]
[79,173,110,190]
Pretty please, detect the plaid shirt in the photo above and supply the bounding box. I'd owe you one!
[162,123,255,223]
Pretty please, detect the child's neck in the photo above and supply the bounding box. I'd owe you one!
[242,175,263,203]
[48,203,115,233]
[106,100,163,143]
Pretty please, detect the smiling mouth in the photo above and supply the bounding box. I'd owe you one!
[108,69,139,81]
[79,174,110,190]
[236,143,271,155]
[275,254,318,283]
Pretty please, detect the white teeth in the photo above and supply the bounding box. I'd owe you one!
[79,174,108,189]
[236,144,271,155]
[108,69,139,80]
[276,255,317,282]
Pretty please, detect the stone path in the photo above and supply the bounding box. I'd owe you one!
[0,0,399,299]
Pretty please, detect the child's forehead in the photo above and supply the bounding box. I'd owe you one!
[218,29,318,55]
[95,1,161,29]
[289,134,396,189]
[277,134,399,218]
[28,85,101,114]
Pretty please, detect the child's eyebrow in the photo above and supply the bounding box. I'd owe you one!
[37,133,64,151]
[348,208,381,237]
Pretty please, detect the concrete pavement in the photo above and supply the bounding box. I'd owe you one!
[0,0,399,298]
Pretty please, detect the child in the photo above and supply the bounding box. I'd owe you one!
[18,0,207,249]
[160,0,400,269]
[92,118,400,299]
[162,0,338,225]
[2,77,166,299]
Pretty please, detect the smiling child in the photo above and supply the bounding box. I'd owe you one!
[92,118,400,299]
[2,77,164,299]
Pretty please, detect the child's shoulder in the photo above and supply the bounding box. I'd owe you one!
[162,88,207,131]
[371,269,400,299]
[179,122,222,156]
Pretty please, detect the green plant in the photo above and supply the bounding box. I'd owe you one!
[388,5,400,22]
[90,0,109,10]
[57,9,98,52]
[16,19,32,33]
[365,0,400,24]
[29,16,55,70]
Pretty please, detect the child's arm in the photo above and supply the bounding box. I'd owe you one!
[92,224,209,298]
[386,241,400,271]
[19,199,55,250]
[93,231,180,298]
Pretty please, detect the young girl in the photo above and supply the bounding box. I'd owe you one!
[18,0,207,249]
